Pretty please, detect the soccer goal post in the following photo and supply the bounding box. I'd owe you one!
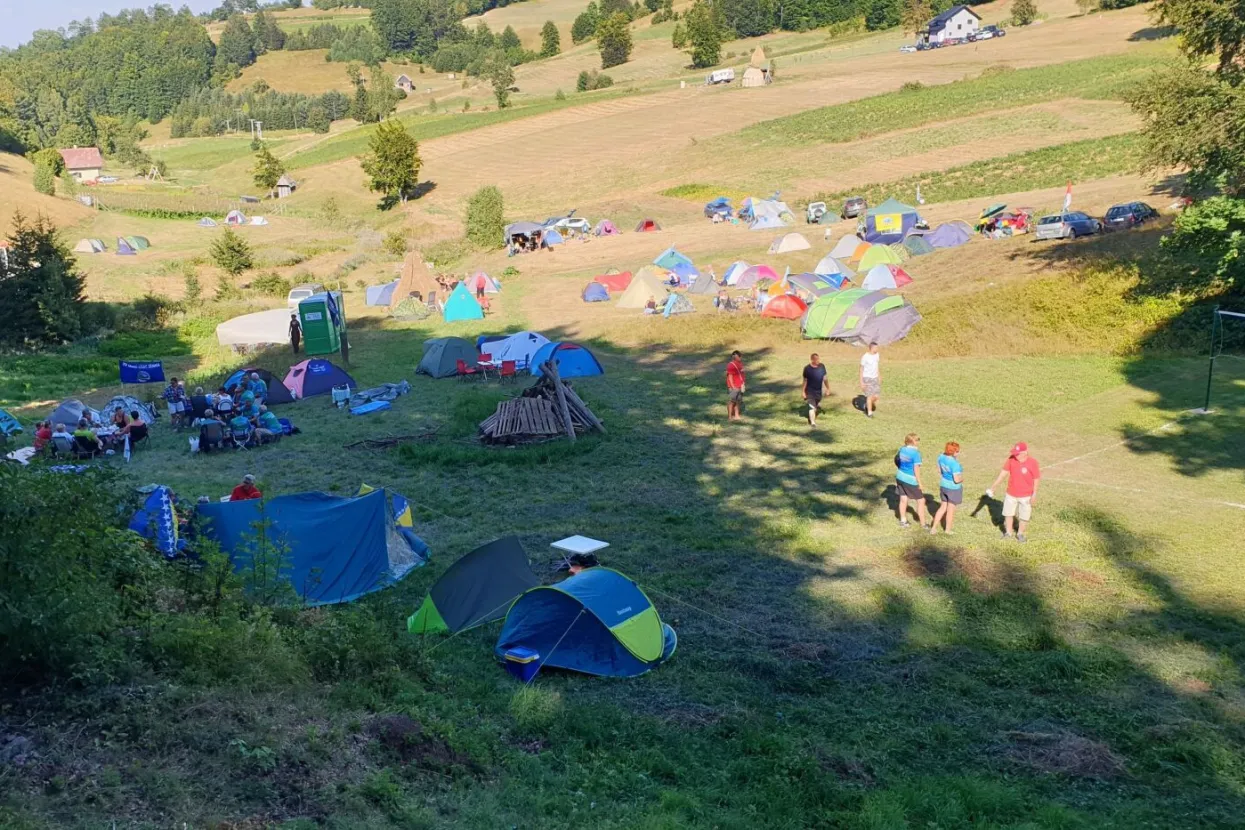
[1203,305,1245,413]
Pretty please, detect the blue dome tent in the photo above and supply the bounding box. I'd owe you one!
[443,282,484,322]
[582,282,610,302]
[284,359,357,399]
[495,568,677,678]
[529,342,604,378]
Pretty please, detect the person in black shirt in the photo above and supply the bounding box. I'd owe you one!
[802,353,830,427]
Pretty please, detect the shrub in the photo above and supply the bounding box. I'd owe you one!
[250,271,291,296]
[465,185,505,249]
[127,293,181,330]
[577,70,614,91]
[597,13,633,68]
[32,163,55,196]
[555,88,566,101]
[383,231,408,257]
[211,228,254,276]
[900,81,925,92]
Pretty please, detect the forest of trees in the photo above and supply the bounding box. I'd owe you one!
[168,85,352,138]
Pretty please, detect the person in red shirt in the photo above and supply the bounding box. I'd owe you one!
[725,350,746,421]
[33,421,53,451]
[230,474,263,502]
[987,442,1040,542]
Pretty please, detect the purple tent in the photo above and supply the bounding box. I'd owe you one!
[925,223,972,249]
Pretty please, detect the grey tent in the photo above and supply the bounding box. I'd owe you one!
[663,293,695,317]
[407,536,540,634]
[73,238,105,253]
[197,217,218,228]
[803,288,921,346]
[688,274,717,295]
[903,235,935,256]
[47,399,101,429]
[416,337,479,378]
[103,395,158,424]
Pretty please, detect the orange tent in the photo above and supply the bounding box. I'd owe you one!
[849,241,873,263]
[766,277,790,297]
[761,294,808,320]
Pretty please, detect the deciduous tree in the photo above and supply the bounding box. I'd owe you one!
[1011,0,1039,26]
[465,185,505,248]
[252,143,286,196]
[483,51,516,108]
[360,119,422,206]
[597,13,633,68]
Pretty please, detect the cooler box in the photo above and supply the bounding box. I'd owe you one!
[503,646,541,682]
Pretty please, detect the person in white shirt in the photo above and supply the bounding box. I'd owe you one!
[859,342,881,418]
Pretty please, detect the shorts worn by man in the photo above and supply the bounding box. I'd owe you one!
[802,354,830,428]
[859,343,881,418]
[988,442,1041,542]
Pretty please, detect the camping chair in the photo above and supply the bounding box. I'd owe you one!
[500,360,517,383]
[199,421,224,454]
[230,424,253,450]
[50,434,75,458]
[456,359,479,382]
[426,291,438,310]
[72,436,101,460]
[128,423,150,449]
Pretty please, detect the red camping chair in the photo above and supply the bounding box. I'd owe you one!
[456,359,479,381]
[500,360,517,382]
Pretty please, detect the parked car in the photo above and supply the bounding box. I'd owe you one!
[981,25,1005,37]
[842,196,868,219]
[969,30,994,41]
[1103,201,1159,232]
[899,44,918,53]
[1034,212,1102,241]
[287,283,325,308]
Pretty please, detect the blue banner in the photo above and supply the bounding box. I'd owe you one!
[119,360,165,384]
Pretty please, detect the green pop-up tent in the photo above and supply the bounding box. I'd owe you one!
[407,537,540,635]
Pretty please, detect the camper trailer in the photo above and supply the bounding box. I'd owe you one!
[705,68,735,85]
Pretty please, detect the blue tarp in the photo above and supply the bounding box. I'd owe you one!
[365,280,399,307]
[529,342,604,378]
[582,282,610,302]
[129,486,183,557]
[196,488,428,606]
[0,408,22,436]
[495,568,677,678]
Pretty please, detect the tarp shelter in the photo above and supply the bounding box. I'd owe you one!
[126,236,150,251]
[223,367,295,405]
[129,486,182,558]
[529,342,604,378]
[216,308,293,348]
[197,488,428,606]
[663,293,694,317]
[285,359,357,399]
[857,244,905,272]
[506,221,545,246]
[478,331,550,367]
[814,253,856,279]
[582,282,610,302]
[788,272,846,303]
[635,219,662,232]
[925,222,972,249]
[762,293,808,320]
[417,337,479,378]
[594,271,632,292]
[802,288,921,346]
[73,238,104,253]
[903,235,936,256]
[654,246,694,271]
[723,260,750,286]
[116,238,137,256]
[616,271,671,309]
[594,219,619,236]
[197,217,218,228]
[103,395,157,424]
[407,536,540,635]
[830,235,862,259]
[0,408,22,436]
[225,209,247,226]
[495,568,677,678]
[466,271,501,294]
[863,198,920,245]
[443,282,484,322]
[769,232,811,254]
[861,264,913,291]
[366,279,400,307]
[734,264,779,289]
[47,399,101,428]
[688,273,717,295]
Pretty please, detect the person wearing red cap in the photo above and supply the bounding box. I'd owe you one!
[987,442,1040,542]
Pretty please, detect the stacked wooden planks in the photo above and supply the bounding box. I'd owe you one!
[479,361,606,445]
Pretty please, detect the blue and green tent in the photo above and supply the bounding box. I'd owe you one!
[0,408,22,436]
[495,568,677,678]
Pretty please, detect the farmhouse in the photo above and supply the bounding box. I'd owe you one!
[923,5,981,44]
[58,147,103,183]
[395,74,414,93]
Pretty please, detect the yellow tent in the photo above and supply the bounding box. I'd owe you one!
[617,271,671,309]
[766,277,789,297]
[857,244,906,272]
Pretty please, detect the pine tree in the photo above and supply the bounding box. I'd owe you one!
[684,0,721,67]
[1011,0,1039,25]
[0,212,87,346]
[540,21,561,57]
[252,143,286,196]
[571,3,601,43]
[210,228,254,276]
[499,25,522,51]
[597,13,633,68]
[360,119,422,207]
[217,15,258,70]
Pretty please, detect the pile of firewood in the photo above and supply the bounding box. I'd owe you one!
[479,361,605,445]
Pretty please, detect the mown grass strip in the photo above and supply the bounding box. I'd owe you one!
[737,51,1164,148]
[809,132,1144,210]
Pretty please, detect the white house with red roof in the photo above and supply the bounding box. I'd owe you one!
[58,147,104,183]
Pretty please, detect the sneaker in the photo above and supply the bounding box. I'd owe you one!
[1001,531,1013,540]
[928,527,938,536]
[866,411,874,419]
[1017,534,1027,543]
[899,521,910,529]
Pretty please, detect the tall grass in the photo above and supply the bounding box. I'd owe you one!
[736,51,1164,147]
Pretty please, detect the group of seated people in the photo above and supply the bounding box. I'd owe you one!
[192,402,283,452]
[32,407,149,458]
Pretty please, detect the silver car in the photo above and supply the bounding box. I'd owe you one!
[1034,212,1102,241]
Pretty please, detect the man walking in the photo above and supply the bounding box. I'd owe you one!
[726,350,746,421]
[859,342,881,418]
[987,442,1041,542]
[802,353,830,427]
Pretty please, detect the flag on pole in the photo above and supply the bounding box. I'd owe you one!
[1062,181,1073,212]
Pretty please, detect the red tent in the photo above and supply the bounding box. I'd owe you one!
[761,294,808,320]
[888,265,913,287]
[594,271,633,292]
[635,219,662,232]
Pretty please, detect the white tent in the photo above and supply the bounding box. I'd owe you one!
[814,253,855,278]
[769,232,811,254]
[225,209,247,226]
[250,216,269,226]
[197,217,218,228]
[830,235,861,259]
[215,308,292,348]
[478,331,550,366]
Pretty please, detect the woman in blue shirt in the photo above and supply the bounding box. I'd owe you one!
[931,441,964,535]
[895,433,928,529]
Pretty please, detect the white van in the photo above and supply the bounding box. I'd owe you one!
[705,68,735,85]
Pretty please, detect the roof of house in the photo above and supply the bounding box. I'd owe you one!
[276,174,297,187]
[396,74,413,84]
[928,4,981,32]
[59,147,104,170]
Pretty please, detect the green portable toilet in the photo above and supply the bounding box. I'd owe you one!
[298,291,347,358]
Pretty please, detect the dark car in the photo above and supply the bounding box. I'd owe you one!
[842,196,868,219]
[1103,201,1159,232]
[1034,211,1102,241]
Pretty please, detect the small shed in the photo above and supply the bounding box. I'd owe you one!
[395,74,414,93]
[276,173,297,199]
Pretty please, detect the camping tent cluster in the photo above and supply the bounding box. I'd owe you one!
[505,214,626,253]
[115,236,150,256]
[417,333,600,378]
